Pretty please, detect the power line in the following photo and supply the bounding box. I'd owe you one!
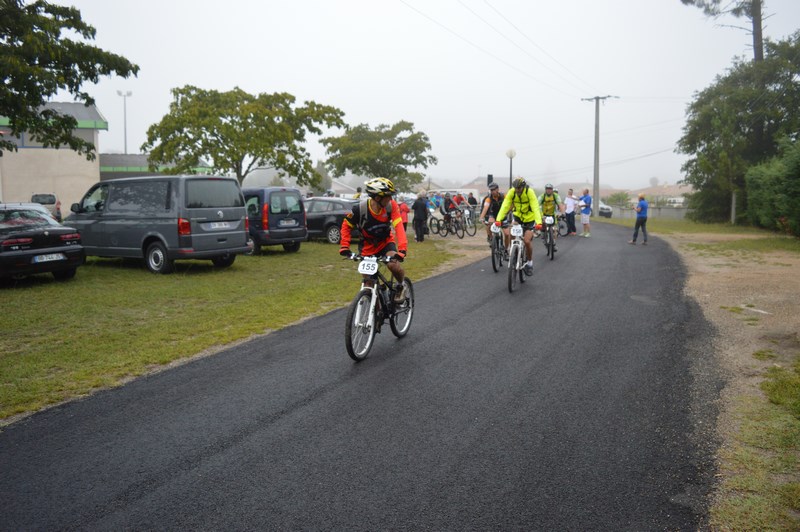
[483,0,601,95]
[396,0,581,98]
[456,0,589,97]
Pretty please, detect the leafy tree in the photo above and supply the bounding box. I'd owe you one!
[677,33,800,222]
[746,139,800,235]
[311,160,332,195]
[0,0,139,158]
[142,85,345,186]
[680,0,764,61]
[321,121,438,192]
[605,192,631,206]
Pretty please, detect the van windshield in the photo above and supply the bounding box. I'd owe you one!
[186,179,244,208]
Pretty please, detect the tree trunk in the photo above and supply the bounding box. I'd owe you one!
[730,189,737,224]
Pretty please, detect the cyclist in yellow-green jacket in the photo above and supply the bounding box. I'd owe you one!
[495,177,543,276]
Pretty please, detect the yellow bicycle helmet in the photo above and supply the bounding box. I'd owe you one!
[364,177,396,198]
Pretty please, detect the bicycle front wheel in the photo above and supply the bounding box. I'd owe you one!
[508,245,518,293]
[345,289,376,361]
[390,279,414,337]
[465,218,477,236]
[548,228,555,260]
[455,220,465,239]
[491,236,502,272]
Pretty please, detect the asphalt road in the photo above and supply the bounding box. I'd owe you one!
[0,223,723,530]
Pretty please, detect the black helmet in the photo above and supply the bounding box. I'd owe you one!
[488,182,499,190]
[512,177,526,189]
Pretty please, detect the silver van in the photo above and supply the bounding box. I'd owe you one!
[67,175,250,273]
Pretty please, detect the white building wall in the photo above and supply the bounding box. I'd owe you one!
[0,132,100,209]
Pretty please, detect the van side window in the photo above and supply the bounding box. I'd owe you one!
[270,192,302,214]
[107,181,170,213]
[246,196,260,216]
[186,179,244,208]
[81,185,109,213]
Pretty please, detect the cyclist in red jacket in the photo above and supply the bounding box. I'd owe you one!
[340,177,408,302]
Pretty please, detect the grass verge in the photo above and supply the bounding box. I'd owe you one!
[0,238,463,421]
[711,354,800,529]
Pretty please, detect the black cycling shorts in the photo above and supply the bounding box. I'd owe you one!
[512,216,537,232]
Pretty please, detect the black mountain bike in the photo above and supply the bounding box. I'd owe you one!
[344,255,415,361]
[487,221,506,273]
[542,215,557,261]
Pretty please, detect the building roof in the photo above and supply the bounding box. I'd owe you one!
[0,102,108,130]
[99,153,212,180]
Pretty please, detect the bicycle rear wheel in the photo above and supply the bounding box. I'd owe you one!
[557,218,568,237]
[508,245,518,293]
[428,217,440,235]
[345,289,376,361]
[390,279,414,337]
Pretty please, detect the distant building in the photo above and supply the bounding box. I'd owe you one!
[0,102,106,207]
[99,153,212,181]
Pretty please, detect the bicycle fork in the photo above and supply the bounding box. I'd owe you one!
[356,283,387,333]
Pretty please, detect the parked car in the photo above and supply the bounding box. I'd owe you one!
[66,175,250,274]
[30,193,62,222]
[598,201,613,218]
[0,203,84,280]
[305,197,357,244]
[242,187,307,254]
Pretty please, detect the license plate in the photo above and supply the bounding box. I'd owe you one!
[33,253,66,263]
[279,219,297,227]
[209,222,231,230]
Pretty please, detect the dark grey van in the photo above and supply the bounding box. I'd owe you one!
[67,175,250,273]
[242,187,307,254]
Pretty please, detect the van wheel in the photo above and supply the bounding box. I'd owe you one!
[283,242,301,252]
[145,242,174,274]
[245,236,259,256]
[326,225,341,244]
[212,254,236,268]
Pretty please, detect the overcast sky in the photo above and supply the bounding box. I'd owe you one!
[59,0,800,190]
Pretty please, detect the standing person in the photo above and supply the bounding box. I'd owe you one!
[467,192,478,209]
[628,193,649,245]
[494,177,542,275]
[411,192,429,242]
[399,198,410,233]
[564,188,579,235]
[579,188,592,237]
[353,186,362,199]
[339,178,408,302]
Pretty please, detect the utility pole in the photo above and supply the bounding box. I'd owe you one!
[581,95,618,216]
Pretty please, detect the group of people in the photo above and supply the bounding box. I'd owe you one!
[476,180,594,274]
[337,177,650,300]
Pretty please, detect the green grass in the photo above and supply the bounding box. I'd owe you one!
[596,216,770,235]
[712,351,800,530]
[0,239,460,420]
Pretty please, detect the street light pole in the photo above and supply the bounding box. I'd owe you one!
[506,149,516,189]
[116,90,133,154]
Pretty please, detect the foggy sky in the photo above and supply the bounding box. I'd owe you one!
[58,0,800,190]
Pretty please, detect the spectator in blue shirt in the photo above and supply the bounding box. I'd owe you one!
[579,188,592,237]
[628,193,649,245]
